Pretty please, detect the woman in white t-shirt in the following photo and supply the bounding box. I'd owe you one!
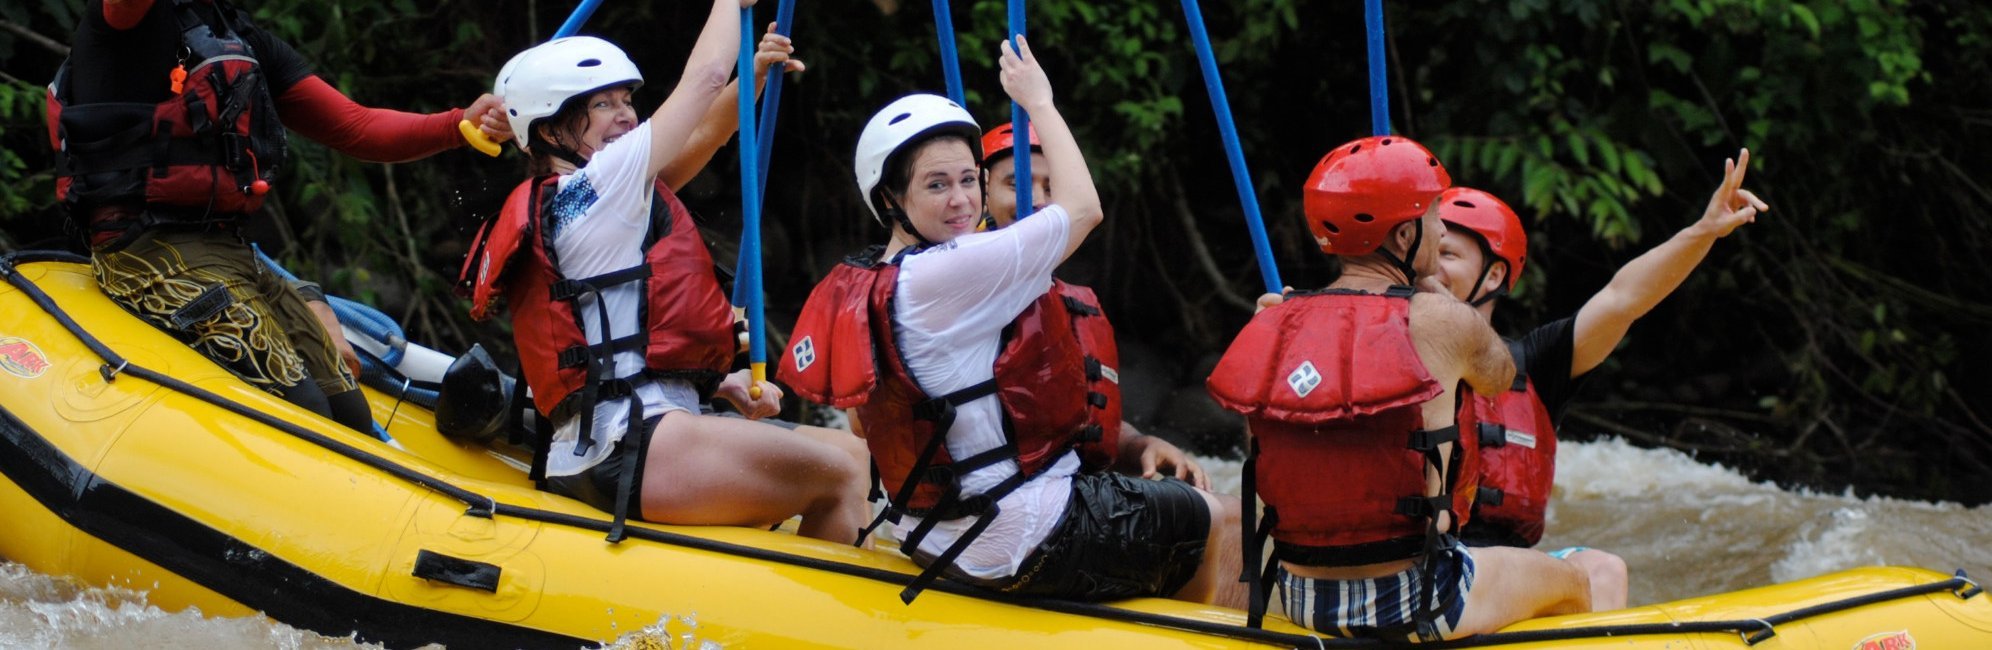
[486,0,868,544]
[805,37,1244,605]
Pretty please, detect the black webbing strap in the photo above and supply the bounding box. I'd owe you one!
[1407,425,1459,451]
[898,467,1032,604]
[604,396,644,544]
[1060,295,1101,317]
[1240,436,1268,628]
[853,379,1000,547]
[549,265,649,301]
[1478,422,1507,447]
[558,333,644,369]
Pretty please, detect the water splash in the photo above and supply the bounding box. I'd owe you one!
[0,562,387,650]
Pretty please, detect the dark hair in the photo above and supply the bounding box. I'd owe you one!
[874,132,976,211]
[527,89,622,175]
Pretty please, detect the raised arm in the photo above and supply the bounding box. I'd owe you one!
[1570,149,1767,377]
[659,23,803,189]
[642,0,746,183]
[997,36,1100,263]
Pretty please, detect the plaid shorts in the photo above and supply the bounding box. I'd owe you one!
[1278,539,1478,642]
[91,230,355,398]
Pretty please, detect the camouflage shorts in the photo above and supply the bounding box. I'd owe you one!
[91,230,355,398]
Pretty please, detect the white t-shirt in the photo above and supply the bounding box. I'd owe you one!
[539,122,698,477]
[893,204,1081,579]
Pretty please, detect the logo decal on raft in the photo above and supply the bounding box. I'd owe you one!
[792,336,816,372]
[1287,361,1321,398]
[0,337,50,379]
[1853,630,1915,650]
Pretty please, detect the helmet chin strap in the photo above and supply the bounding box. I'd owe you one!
[1375,218,1425,286]
[1466,259,1508,307]
[881,193,938,249]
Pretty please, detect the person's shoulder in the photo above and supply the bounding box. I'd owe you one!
[1409,292,1483,328]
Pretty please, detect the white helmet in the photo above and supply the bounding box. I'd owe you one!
[853,94,982,223]
[493,36,643,152]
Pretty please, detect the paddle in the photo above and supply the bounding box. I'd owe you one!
[932,0,967,107]
[735,8,769,399]
[1006,1,1031,217]
[456,0,610,156]
[1366,0,1390,136]
[1176,0,1282,295]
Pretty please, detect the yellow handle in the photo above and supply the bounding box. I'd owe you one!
[749,362,767,400]
[459,119,502,157]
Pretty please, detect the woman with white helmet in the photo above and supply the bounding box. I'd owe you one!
[465,0,869,544]
[779,38,1244,607]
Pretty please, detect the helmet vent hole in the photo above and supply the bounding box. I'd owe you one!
[508,108,518,116]
[1381,138,1394,146]
[1428,157,1439,167]
[1354,213,1375,223]
[1349,144,1363,154]
[578,58,602,67]
[1321,221,1340,234]
[1453,200,1475,208]
[888,112,912,125]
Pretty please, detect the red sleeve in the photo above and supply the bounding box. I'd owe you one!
[103,0,156,31]
[274,75,466,163]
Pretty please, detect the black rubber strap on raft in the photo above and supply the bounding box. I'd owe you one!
[412,550,501,593]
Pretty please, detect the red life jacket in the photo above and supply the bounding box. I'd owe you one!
[46,0,287,237]
[781,250,1098,512]
[458,175,735,424]
[1207,287,1481,567]
[1051,280,1121,469]
[779,249,1097,601]
[1461,365,1557,547]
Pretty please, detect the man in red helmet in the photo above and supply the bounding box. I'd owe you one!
[1436,150,1768,611]
[978,122,1052,231]
[1209,136,1594,641]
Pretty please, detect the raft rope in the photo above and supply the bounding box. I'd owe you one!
[9,250,1986,645]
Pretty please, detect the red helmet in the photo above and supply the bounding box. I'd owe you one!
[1437,187,1527,292]
[980,122,1040,167]
[1303,136,1451,256]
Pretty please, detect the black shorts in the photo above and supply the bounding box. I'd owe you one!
[994,473,1212,601]
[543,415,659,515]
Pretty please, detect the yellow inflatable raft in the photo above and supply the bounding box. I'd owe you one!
[3,253,1988,649]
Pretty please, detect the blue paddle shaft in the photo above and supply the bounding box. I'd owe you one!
[753,0,796,200]
[736,10,766,367]
[1365,0,1390,136]
[553,0,606,39]
[933,0,967,107]
[1008,4,1031,217]
[1178,0,1283,294]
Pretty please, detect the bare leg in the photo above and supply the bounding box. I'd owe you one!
[1564,549,1628,611]
[1452,546,1591,636]
[638,410,870,544]
[1170,489,1247,609]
